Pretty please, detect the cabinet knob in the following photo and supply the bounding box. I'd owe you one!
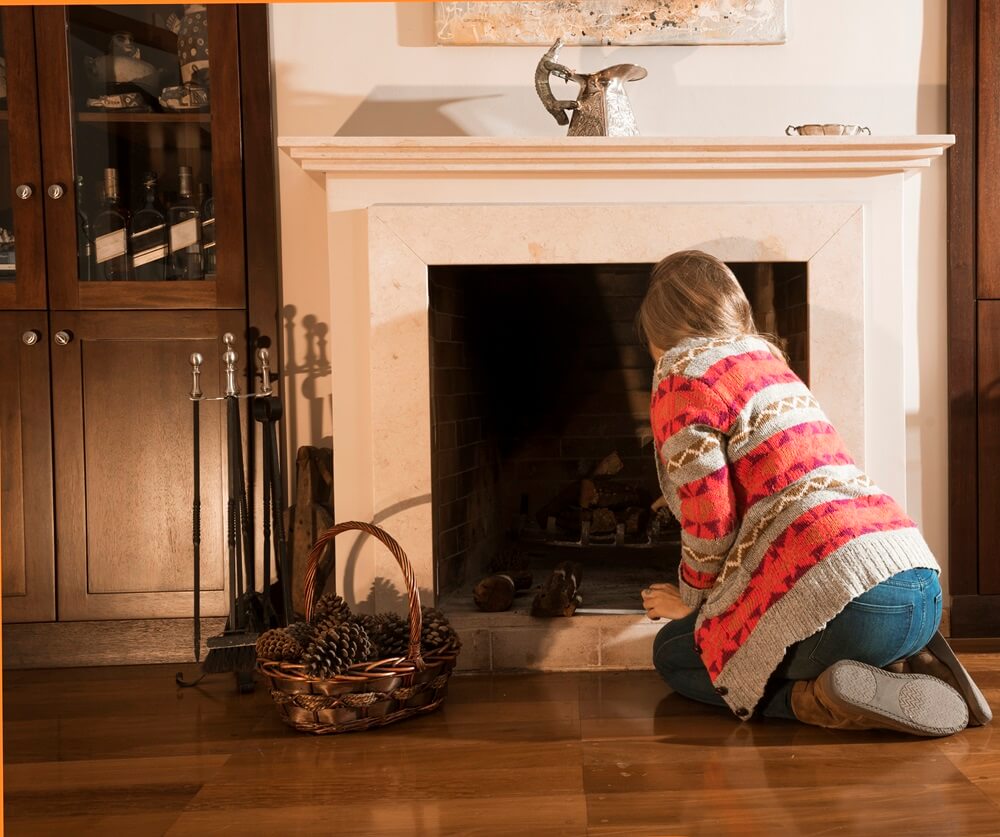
[21,330,41,346]
[47,184,66,200]
[15,184,33,200]
[54,330,74,346]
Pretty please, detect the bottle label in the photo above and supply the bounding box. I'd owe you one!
[94,229,126,264]
[133,243,168,268]
[131,224,167,268]
[170,218,200,252]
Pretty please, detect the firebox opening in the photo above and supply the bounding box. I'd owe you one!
[429,261,808,614]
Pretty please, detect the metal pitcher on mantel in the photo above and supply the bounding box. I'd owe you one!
[535,39,647,137]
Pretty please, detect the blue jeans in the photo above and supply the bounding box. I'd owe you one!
[652,568,943,720]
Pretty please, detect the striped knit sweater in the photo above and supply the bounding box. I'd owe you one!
[651,335,939,718]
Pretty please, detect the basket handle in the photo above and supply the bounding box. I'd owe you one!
[303,521,425,668]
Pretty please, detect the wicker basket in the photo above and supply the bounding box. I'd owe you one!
[258,521,460,734]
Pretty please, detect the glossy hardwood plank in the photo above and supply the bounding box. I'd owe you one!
[4,662,1000,836]
[168,796,590,837]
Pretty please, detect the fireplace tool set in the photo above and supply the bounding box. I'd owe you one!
[177,333,290,693]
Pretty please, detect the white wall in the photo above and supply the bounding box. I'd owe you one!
[270,1,950,588]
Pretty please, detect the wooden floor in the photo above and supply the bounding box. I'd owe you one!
[3,653,1000,836]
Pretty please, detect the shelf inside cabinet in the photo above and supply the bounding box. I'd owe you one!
[77,112,210,124]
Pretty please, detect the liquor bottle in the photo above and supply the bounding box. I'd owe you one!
[198,183,216,276]
[92,167,130,281]
[129,172,168,281]
[167,165,203,280]
[75,175,93,281]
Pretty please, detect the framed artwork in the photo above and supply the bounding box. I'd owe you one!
[435,0,787,46]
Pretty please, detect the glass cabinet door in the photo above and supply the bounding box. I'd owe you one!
[0,8,46,310]
[38,5,244,310]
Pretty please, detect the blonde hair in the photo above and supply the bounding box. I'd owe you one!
[637,250,786,361]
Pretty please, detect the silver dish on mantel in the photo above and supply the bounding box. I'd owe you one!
[786,123,872,136]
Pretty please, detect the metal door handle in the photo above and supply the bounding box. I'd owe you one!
[54,330,73,346]
[47,184,65,200]
[21,330,41,346]
[15,184,33,200]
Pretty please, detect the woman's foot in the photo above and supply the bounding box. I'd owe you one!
[887,632,992,726]
[791,660,968,737]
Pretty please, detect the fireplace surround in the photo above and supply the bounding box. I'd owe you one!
[280,135,953,670]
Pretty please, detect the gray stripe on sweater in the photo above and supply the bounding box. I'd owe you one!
[697,466,882,618]
[677,336,770,379]
[706,527,940,716]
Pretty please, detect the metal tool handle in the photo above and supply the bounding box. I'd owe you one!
[256,347,272,396]
[222,332,239,397]
[189,352,203,400]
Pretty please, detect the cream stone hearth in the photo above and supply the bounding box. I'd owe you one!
[280,135,953,672]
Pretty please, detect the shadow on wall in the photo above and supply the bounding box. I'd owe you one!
[282,304,333,458]
[335,87,541,137]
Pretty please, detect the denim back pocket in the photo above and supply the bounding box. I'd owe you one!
[808,599,915,669]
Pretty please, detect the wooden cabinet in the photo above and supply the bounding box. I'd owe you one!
[978,303,1000,596]
[0,313,55,622]
[0,9,46,310]
[51,311,240,620]
[948,0,1000,633]
[0,6,279,629]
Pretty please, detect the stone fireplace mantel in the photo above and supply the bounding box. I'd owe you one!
[280,134,953,671]
[280,135,954,175]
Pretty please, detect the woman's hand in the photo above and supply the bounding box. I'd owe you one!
[641,583,694,621]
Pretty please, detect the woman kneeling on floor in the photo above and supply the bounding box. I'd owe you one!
[638,250,991,736]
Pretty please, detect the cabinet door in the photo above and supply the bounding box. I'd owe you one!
[979,302,1000,594]
[0,313,55,622]
[51,310,241,620]
[0,9,46,310]
[35,5,245,311]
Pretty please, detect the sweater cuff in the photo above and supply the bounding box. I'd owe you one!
[679,578,708,609]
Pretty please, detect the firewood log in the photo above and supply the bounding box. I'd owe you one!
[589,507,618,535]
[579,478,646,510]
[289,446,334,615]
[591,451,625,477]
[622,506,649,535]
[531,561,583,617]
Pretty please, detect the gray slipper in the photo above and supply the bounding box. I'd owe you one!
[819,660,969,737]
[924,631,993,726]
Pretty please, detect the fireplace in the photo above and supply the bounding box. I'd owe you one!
[279,134,952,670]
[428,261,808,611]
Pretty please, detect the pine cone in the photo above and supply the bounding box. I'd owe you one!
[285,620,316,649]
[368,613,411,659]
[420,606,461,653]
[302,621,375,679]
[255,628,303,663]
[311,592,352,625]
[313,612,350,635]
